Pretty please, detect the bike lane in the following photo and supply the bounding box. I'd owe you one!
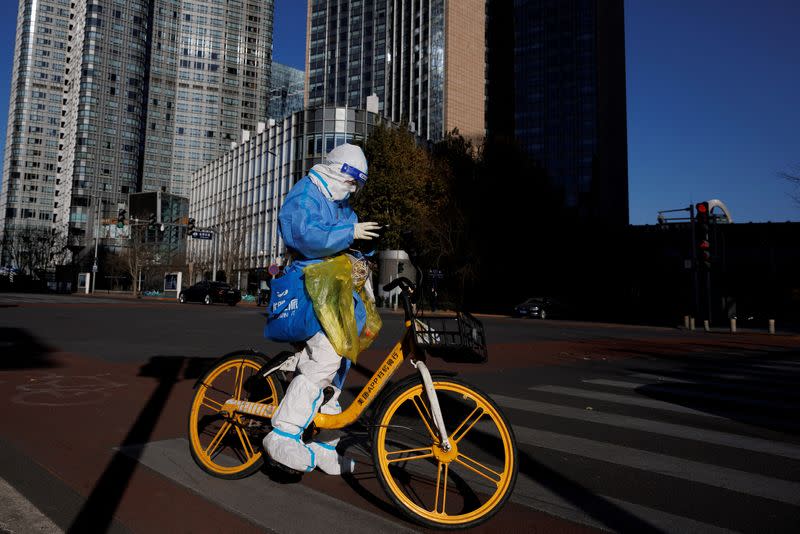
[3,329,796,534]
[0,342,604,534]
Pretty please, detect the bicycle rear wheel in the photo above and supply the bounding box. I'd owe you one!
[188,353,283,479]
[372,375,518,529]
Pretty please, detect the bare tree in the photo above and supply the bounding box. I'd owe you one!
[189,198,248,286]
[782,166,800,204]
[113,224,159,295]
[1,225,69,276]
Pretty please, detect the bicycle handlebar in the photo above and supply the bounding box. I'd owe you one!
[382,277,417,321]
[382,277,416,293]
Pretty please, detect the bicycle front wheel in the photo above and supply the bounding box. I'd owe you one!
[188,353,283,479]
[372,375,518,529]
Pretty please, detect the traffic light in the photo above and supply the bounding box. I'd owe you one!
[148,213,157,230]
[695,201,711,269]
[187,217,196,232]
[398,261,405,274]
[116,209,126,228]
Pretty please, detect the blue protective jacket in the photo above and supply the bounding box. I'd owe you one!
[273,176,365,382]
[279,175,357,259]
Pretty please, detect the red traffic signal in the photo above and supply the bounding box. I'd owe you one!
[695,202,712,269]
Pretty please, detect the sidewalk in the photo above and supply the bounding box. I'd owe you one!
[0,476,62,534]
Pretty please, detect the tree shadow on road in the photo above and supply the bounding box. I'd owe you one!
[626,349,800,435]
[0,327,59,370]
[66,354,216,534]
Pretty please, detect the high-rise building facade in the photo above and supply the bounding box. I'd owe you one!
[0,0,279,262]
[54,0,152,251]
[141,0,274,197]
[268,62,304,121]
[189,106,382,283]
[0,0,70,263]
[305,0,485,141]
[488,0,628,225]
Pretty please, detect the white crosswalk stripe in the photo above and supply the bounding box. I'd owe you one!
[512,426,800,505]
[493,394,800,460]
[485,357,800,532]
[528,384,728,417]
[581,378,797,409]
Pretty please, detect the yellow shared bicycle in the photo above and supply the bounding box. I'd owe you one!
[187,277,518,529]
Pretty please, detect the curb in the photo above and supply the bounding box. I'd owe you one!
[0,476,62,534]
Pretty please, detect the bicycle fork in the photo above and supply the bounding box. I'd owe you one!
[412,360,452,452]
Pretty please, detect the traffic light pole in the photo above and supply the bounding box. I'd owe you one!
[212,232,218,282]
[689,203,700,323]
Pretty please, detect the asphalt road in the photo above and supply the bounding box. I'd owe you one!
[1,292,799,533]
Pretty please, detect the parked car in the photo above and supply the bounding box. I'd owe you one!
[179,281,241,306]
[512,297,566,319]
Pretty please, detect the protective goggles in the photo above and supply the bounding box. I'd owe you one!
[340,163,368,190]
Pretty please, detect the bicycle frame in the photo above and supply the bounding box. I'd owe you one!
[313,320,417,430]
[225,280,447,438]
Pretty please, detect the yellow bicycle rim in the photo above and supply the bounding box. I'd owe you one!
[376,381,515,526]
[189,357,278,476]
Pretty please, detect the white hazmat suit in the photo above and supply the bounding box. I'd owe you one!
[263,143,378,475]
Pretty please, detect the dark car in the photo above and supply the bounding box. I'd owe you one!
[179,281,241,306]
[512,297,566,320]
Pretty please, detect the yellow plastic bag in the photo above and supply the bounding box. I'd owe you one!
[304,255,382,363]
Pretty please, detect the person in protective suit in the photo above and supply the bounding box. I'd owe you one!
[263,143,380,475]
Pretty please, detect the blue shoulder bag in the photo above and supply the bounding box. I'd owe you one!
[263,263,322,342]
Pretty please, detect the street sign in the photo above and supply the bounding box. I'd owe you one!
[268,264,280,276]
[191,230,213,240]
[428,269,444,279]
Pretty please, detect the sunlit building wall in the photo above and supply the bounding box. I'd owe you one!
[0,0,71,264]
[141,0,275,198]
[305,0,485,142]
[188,106,382,282]
[268,62,304,121]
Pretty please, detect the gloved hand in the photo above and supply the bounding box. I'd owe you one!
[353,222,380,240]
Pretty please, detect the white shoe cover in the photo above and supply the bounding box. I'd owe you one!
[263,431,316,472]
[264,374,324,472]
[308,440,355,475]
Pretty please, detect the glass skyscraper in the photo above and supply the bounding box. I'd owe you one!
[54,0,152,251]
[488,0,628,225]
[0,0,276,267]
[268,62,304,121]
[0,0,70,265]
[141,0,274,197]
[306,0,485,142]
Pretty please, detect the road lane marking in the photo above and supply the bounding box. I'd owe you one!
[341,432,740,534]
[511,427,800,506]
[118,438,416,534]
[493,394,800,460]
[581,379,798,410]
[756,359,800,367]
[506,474,741,534]
[528,385,800,430]
[528,385,726,418]
[750,363,800,372]
[627,373,800,396]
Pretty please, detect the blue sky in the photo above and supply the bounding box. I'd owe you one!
[0,0,797,224]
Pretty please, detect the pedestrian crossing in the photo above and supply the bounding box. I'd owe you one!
[487,355,800,533]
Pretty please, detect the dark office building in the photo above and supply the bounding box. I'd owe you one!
[487,0,629,225]
[306,0,486,142]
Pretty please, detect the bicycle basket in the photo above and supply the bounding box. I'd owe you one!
[412,312,488,363]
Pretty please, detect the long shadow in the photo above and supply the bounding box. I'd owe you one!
[66,355,214,534]
[337,407,664,532]
[0,327,59,370]
[629,350,800,435]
